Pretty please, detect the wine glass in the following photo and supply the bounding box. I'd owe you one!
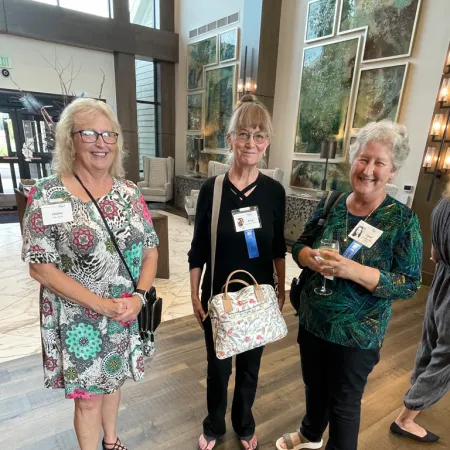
[314,239,340,296]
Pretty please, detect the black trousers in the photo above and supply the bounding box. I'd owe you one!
[298,326,380,450]
[202,316,264,439]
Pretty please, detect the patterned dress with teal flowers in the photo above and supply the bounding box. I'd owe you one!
[21,175,159,398]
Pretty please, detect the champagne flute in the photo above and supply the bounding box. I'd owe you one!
[314,239,340,296]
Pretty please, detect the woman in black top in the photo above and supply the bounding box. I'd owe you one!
[189,95,286,450]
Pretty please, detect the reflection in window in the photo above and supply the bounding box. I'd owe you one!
[32,0,58,5]
[32,0,110,17]
[129,0,159,29]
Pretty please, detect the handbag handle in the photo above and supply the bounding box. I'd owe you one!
[223,270,264,312]
[221,279,250,292]
[74,174,137,291]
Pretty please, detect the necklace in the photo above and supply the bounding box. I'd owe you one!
[344,194,386,243]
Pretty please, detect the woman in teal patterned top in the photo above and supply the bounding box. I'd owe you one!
[277,121,422,450]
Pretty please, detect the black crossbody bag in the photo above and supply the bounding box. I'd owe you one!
[290,191,344,315]
[74,175,162,342]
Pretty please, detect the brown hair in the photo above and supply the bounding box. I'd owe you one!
[227,94,273,136]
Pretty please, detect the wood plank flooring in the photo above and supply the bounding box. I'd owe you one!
[1,286,449,449]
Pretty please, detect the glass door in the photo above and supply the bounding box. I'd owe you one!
[18,112,53,180]
[0,109,23,195]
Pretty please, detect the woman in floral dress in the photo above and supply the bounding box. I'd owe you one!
[21,98,159,450]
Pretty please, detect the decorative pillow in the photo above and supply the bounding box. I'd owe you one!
[149,158,168,187]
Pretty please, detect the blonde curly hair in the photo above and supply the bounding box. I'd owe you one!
[52,98,126,177]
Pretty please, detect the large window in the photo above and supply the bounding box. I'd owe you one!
[129,0,159,29]
[32,0,111,18]
[135,60,160,174]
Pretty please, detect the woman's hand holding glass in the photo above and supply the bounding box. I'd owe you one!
[314,240,340,296]
[317,251,358,281]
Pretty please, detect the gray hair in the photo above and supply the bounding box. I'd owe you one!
[348,120,410,171]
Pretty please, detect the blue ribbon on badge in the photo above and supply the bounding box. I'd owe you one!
[343,241,363,260]
[244,230,259,259]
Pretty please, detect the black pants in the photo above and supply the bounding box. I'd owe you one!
[202,316,264,439]
[298,326,380,450]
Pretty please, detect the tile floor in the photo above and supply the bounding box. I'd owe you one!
[0,210,298,363]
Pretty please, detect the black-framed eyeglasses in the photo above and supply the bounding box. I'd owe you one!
[234,131,268,144]
[72,130,119,144]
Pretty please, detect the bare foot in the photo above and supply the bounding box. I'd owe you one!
[241,435,258,449]
[278,432,301,449]
[395,420,427,438]
[199,434,216,450]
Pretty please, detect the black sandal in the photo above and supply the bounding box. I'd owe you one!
[102,437,128,450]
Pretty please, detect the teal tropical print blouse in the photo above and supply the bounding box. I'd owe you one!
[293,193,422,349]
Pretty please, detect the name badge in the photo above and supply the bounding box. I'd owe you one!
[41,202,74,226]
[348,220,383,249]
[231,206,261,232]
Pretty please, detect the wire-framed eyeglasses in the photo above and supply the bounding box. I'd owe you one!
[234,131,268,144]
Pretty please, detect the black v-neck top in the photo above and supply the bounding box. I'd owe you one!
[188,172,287,305]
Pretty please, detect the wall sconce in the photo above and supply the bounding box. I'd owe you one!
[431,114,444,138]
[443,146,450,170]
[238,45,257,99]
[423,146,435,170]
[237,76,257,98]
[439,78,450,108]
[320,139,337,191]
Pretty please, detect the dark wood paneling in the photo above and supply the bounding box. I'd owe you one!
[256,0,282,98]
[113,0,130,23]
[114,52,138,134]
[159,133,175,160]
[158,62,176,135]
[0,0,6,33]
[3,0,178,63]
[159,0,175,32]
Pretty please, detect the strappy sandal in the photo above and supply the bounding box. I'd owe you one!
[102,437,127,450]
[239,434,259,449]
[275,431,323,450]
[199,433,219,450]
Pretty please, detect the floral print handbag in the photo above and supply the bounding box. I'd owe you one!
[209,270,288,359]
[208,175,287,359]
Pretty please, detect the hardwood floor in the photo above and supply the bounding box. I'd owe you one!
[1,286,449,449]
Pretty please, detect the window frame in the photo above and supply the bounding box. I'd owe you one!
[136,59,161,177]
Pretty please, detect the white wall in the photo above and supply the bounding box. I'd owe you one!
[174,0,244,175]
[0,35,116,109]
[270,0,450,203]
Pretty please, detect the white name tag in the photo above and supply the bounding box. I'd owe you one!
[41,202,74,226]
[348,220,383,249]
[231,206,261,232]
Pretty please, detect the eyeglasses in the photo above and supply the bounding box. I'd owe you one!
[235,131,268,144]
[73,130,119,144]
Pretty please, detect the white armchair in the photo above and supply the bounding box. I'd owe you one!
[137,156,174,206]
[208,161,284,183]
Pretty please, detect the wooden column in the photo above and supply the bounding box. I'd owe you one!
[157,0,176,160]
[114,52,139,182]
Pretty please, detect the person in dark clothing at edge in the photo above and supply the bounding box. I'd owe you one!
[188,94,287,450]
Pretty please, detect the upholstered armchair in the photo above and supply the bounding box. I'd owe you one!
[207,161,285,184]
[137,156,174,206]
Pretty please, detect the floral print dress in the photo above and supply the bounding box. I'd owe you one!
[21,175,159,399]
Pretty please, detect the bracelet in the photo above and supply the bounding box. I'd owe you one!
[133,291,146,307]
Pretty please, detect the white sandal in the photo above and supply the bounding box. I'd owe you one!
[275,431,323,450]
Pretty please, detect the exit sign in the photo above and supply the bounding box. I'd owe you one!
[0,57,12,68]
